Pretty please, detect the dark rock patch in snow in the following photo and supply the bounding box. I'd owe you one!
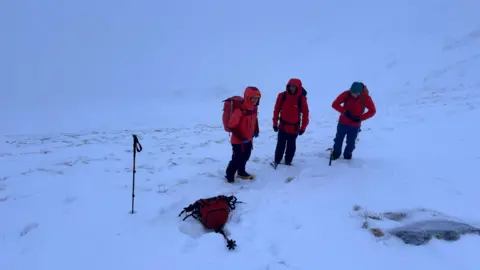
[353,206,480,245]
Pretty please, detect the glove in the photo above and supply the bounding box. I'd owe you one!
[298,130,305,136]
[273,126,279,132]
[253,132,259,138]
[352,116,361,123]
[344,111,353,119]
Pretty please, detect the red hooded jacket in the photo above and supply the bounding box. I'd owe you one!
[228,87,261,144]
[272,78,310,134]
[332,89,376,127]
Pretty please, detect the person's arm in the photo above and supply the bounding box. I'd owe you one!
[360,96,376,121]
[332,91,349,113]
[300,96,309,132]
[272,93,282,128]
[228,109,247,140]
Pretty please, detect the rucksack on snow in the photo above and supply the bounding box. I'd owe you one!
[179,195,241,250]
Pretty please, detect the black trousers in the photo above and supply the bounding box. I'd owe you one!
[274,130,298,164]
[332,123,360,159]
[226,141,252,180]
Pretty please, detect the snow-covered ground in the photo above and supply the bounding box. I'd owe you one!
[2,0,480,269]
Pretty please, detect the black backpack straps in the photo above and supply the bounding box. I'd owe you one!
[296,87,307,115]
[360,94,366,112]
[297,91,306,114]
[226,195,244,210]
[297,95,302,114]
[179,206,197,221]
[279,92,287,110]
[178,201,202,221]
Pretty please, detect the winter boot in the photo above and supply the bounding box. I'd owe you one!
[343,153,352,160]
[225,175,234,183]
[236,172,254,180]
[331,151,341,160]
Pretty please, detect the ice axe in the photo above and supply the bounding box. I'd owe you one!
[326,148,334,166]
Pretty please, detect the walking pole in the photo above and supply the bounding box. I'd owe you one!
[131,134,143,214]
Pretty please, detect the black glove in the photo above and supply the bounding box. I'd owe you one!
[298,130,304,136]
[344,111,353,119]
[253,132,259,138]
[352,116,361,123]
[273,126,279,132]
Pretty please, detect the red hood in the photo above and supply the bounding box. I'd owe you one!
[286,78,303,96]
[242,86,261,111]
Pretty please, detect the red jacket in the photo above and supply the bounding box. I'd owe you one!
[332,90,376,127]
[228,87,261,144]
[272,78,309,134]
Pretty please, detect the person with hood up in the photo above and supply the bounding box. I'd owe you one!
[271,78,310,168]
[331,81,376,160]
[225,86,262,183]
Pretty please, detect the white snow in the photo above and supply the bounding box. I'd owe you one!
[1,0,480,269]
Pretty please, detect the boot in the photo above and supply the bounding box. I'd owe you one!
[331,151,341,160]
[225,175,234,183]
[236,172,254,180]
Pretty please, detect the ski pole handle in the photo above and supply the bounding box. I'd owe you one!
[132,135,143,152]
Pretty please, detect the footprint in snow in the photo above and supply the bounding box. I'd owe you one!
[20,222,39,237]
[63,196,77,204]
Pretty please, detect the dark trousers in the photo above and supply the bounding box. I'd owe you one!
[274,130,298,164]
[332,123,360,158]
[226,141,252,180]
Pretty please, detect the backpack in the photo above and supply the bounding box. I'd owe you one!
[222,96,244,132]
[179,195,241,250]
[222,96,258,133]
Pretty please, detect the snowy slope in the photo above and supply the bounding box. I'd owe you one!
[2,0,480,269]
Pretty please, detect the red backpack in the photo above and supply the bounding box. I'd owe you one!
[222,96,244,132]
[179,195,241,250]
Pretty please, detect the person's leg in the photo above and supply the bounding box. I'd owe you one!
[332,123,348,159]
[344,125,361,159]
[225,144,243,182]
[274,130,288,164]
[238,141,253,176]
[284,132,298,165]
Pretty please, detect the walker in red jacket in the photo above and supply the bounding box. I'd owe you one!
[331,82,376,160]
[271,78,310,168]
